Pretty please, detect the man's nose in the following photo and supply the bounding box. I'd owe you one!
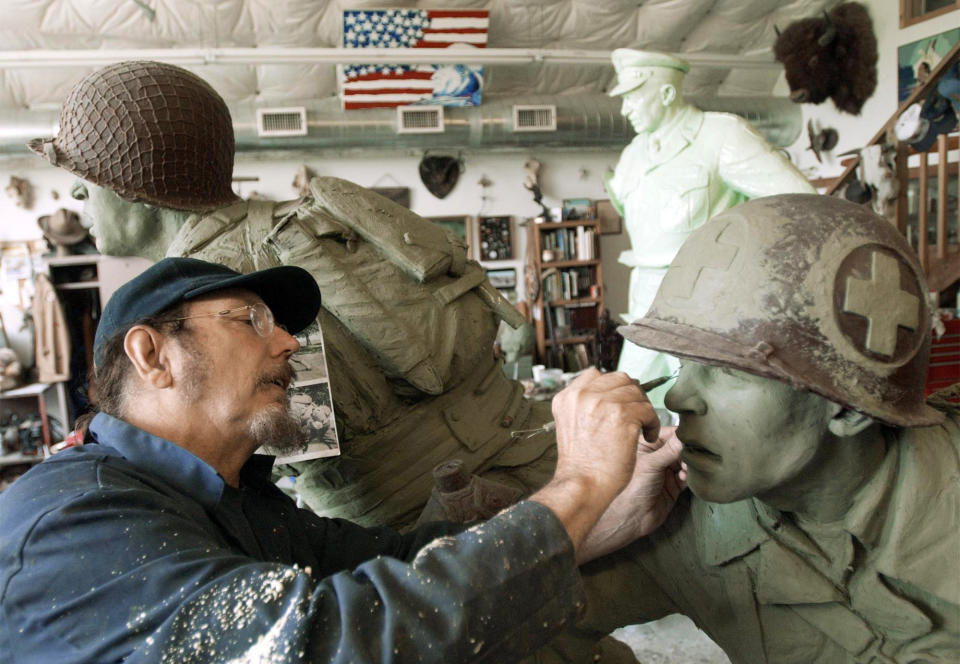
[663,372,707,416]
[270,326,300,358]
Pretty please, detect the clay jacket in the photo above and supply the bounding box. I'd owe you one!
[569,412,960,663]
[0,413,585,664]
[608,104,815,277]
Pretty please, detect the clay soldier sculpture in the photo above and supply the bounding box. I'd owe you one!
[559,195,960,663]
[606,49,815,408]
[30,60,558,530]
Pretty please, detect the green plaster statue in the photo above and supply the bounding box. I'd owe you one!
[541,194,959,663]
[605,49,816,409]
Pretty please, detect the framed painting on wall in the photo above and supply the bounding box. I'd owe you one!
[372,187,411,209]
[561,198,595,221]
[897,28,959,103]
[595,199,623,235]
[477,216,513,261]
[899,0,959,29]
[428,216,473,257]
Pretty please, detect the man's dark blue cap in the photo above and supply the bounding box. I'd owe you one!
[94,257,321,368]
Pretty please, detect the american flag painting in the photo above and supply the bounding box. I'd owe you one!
[340,9,489,110]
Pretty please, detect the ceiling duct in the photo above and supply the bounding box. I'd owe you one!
[256,107,307,137]
[234,95,802,153]
[513,105,557,132]
[0,94,802,160]
[397,106,444,134]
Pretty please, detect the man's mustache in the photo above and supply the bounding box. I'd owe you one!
[255,363,298,390]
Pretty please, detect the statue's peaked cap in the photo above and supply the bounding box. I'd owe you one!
[609,49,690,97]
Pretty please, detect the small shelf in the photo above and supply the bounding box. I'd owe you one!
[42,255,100,267]
[1,383,52,398]
[545,335,595,346]
[0,451,45,467]
[534,220,600,229]
[548,297,601,307]
[55,280,100,290]
[0,382,59,454]
[541,259,600,268]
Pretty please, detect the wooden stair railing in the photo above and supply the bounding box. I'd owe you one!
[824,40,960,294]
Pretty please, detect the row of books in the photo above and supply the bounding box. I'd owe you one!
[543,342,594,372]
[542,267,595,302]
[541,226,597,261]
[549,302,600,335]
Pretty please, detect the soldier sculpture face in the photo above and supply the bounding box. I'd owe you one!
[618,72,678,134]
[665,361,839,505]
[71,179,166,257]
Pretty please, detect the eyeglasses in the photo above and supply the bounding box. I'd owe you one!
[161,302,277,337]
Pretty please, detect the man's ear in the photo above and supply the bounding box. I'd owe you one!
[827,406,875,437]
[123,326,173,389]
[660,83,677,107]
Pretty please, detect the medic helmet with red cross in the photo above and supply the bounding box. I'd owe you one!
[619,193,943,428]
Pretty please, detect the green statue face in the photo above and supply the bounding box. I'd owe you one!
[665,361,838,505]
[70,180,168,259]
[618,73,679,134]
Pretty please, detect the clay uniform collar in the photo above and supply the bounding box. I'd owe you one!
[640,104,704,172]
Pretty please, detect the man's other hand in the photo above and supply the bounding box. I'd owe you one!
[576,426,686,564]
[529,369,662,559]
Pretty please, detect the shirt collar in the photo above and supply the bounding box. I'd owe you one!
[842,428,898,547]
[696,433,899,567]
[641,105,704,170]
[754,433,899,551]
[88,413,276,509]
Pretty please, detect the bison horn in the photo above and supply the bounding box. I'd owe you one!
[818,10,836,46]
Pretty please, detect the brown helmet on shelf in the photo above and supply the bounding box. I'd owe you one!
[28,60,239,212]
[619,193,943,428]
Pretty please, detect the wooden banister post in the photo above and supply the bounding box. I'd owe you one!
[937,134,948,261]
[918,150,929,273]
[895,141,909,235]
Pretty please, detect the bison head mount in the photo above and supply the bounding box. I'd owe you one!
[774,2,877,115]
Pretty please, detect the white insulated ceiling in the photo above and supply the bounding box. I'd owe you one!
[0,0,837,112]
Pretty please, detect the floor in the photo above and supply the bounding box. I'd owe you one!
[613,615,731,664]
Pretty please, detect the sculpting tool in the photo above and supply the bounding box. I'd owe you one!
[511,372,677,439]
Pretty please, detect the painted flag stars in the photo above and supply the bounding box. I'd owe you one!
[340,9,489,110]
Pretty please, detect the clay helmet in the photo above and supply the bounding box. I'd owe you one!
[619,194,943,428]
[28,61,239,212]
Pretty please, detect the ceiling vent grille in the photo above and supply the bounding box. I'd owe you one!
[513,105,557,132]
[397,106,445,134]
[256,107,308,137]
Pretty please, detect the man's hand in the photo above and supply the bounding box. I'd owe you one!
[529,369,661,558]
[576,427,686,564]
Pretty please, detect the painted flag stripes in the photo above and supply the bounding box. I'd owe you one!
[341,9,488,110]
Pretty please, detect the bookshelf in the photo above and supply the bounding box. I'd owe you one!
[530,219,603,369]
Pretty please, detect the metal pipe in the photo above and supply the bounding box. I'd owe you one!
[0,47,780,70]
[0,95,802,157]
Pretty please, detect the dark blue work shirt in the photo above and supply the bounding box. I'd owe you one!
[0,413,584,663]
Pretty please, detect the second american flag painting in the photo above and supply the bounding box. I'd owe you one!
[340,9,489,110]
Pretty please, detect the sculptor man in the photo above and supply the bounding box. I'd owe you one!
[554,195,960,663]
[32,60,559,531]
[605,49,815,406]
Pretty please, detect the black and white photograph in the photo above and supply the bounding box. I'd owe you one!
[283,382,339,463]
[263,317,341,463]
